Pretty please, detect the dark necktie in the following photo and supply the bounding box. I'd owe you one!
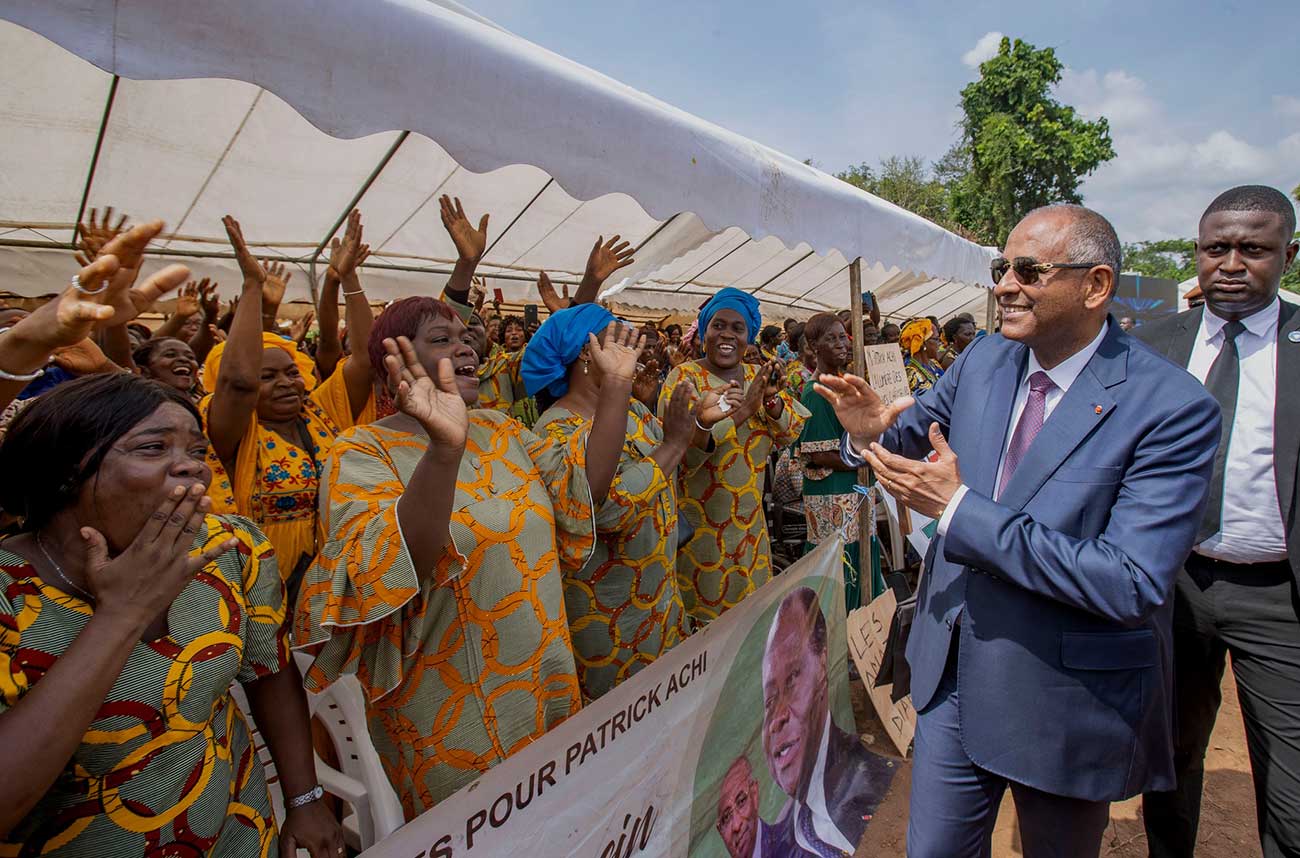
[797,803,846,858]
[1198,320,1246,543]
[998,370,1056,498]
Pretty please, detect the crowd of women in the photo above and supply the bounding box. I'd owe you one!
[0,199,984,856]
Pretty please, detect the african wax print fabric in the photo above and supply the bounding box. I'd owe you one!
[294,412,582,819]
[200,358,375,580]
[0,515,287,857]
[658,361,809,624]
[534,400,687,700]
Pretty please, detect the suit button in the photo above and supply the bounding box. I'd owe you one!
[945,617,953,630]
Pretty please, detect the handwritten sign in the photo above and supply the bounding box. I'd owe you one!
[863,344,909,405]
[847,589,916,757]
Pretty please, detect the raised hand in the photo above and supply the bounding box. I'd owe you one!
[536,270,569,313]
[732,360,780,422]
[661,380,700,448]
[289,310,315,344]
[84,484,238,633]
[587,323,645,384]
[813,372,914,450]
[14,255,120,350]
[198,278,220,321]
[74,206,131,266]
[439,195,489,263]
[222,216,266,291]
[863,423,961,518]
[174,281,201,318]
[383,336,469,450]
[585,235,636,285]
[262,261,291,307]
[469,277,487,313]
[632,357,661,406]
[327,209,371,281]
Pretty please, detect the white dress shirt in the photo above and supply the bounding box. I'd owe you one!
[936,321,1110,535]
[792,714,855,855]
[1188,299,1286,563]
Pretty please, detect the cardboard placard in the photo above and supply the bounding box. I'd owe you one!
[847,589,916,757]
[863,343,909,405]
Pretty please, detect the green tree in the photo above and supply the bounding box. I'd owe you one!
[948,36,1116,245]
[1283,230,1300,295]
[1121,239,1197,282]
[834,156,968,236]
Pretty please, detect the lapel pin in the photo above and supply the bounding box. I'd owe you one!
[1095,405,1103,414]
[1288,331,1300,343]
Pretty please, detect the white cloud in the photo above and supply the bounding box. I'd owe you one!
[1057,66,1298,241]
[961,31,1003,69]
[1274,94,1300,120]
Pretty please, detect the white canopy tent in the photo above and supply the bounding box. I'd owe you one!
[0,0,994,323]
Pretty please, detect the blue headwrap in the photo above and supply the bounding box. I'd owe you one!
[697,287,761,344]
[520,303,617,398]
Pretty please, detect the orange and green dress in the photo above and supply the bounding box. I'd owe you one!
[658,362,809,625]
[786,361,814,399]
[200,343,375,585]
[294,411,583,820]
[534,400,688,700]
[0,516,288,858]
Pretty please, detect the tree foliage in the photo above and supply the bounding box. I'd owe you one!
[834,156,960,233]
[1120,239,1197,282]
[947,37,1116,246]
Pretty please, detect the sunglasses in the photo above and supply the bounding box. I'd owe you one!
[990,256,1102,286]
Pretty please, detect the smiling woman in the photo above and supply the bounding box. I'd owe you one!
[134,337,201,400]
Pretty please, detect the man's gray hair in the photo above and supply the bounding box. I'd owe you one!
[1026,203,1123,275]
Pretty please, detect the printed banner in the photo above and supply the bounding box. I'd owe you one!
[359,538,898,858]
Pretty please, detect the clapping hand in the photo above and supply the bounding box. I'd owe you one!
[439,195,489,264]
[327,209,370,281]
[660,380,701,448]
[222,216,266,291]
[864,423,962,518]
[585,235,635,285]
[382,336,469,451]
[587,323,645,384]
[812,373,914,451]
[731,360,781,423]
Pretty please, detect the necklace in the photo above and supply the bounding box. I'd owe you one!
[35,532,96,603]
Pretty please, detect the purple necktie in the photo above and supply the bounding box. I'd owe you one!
[998,370,1056,498]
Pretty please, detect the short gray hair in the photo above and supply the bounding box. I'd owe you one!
[1026,203,1123,276]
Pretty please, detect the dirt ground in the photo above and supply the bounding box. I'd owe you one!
[850,671,1261,857]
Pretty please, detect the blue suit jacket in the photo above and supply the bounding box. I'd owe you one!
[884,320,1219,801]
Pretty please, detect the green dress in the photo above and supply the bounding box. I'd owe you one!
[798,385,884,611]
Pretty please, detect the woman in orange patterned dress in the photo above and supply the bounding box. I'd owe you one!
[202,214,375,601]
[522,304,721,699]
[659,289,809,625]
[0,374,341,857]
[293,297,634,818]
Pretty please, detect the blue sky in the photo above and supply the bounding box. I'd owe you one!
[467,0,1299,244]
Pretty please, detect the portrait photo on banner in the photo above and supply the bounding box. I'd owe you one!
[687,574,897,858]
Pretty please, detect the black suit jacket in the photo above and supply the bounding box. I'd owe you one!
[1135,301,1300,588]
[819,723,895,849]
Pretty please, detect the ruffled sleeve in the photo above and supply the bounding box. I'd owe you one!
[294,426,466,701]
[214,515,291,683]
[521,415,595,571]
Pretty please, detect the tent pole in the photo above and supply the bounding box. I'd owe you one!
[849,257,873,598]
[71,75,120,248]
[985,288,996,332]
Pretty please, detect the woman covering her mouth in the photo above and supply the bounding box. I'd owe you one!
[294,296,628,817]
[202,214,375,605]
[659,288,809,626]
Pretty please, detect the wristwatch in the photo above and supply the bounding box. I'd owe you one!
[286,784,325,810]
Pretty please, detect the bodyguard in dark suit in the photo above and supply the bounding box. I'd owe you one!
[762,587,894,856]
[1138,185,1300,858]
[819,204,1221,858]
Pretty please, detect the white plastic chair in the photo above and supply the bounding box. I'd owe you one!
[229,658,404,854]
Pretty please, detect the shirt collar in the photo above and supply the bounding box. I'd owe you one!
[1025,319,1109,393]
[1202,296,1280,342]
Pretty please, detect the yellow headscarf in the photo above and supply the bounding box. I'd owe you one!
[201,332,318,393]
[899,319,935,357]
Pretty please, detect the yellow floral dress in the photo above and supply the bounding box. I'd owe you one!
[658,362,809,624]
[0,516,287,858]
[534,400,688,700]
[200,361,375,583]
[294,412,583,820]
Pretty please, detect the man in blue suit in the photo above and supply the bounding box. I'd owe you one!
[816,204,1221,858]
